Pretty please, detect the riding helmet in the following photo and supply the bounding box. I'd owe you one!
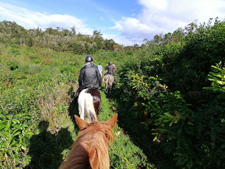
[109,61,112,65]
[85,56,93,62]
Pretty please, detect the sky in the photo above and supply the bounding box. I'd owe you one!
[0,0,225,46]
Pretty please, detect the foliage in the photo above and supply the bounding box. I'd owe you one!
[204,64,225,93]
[7,61,19,70]
[162,21,225,95]
[114,18,225,169]
[0,45,80,168]
[0,113,36,168]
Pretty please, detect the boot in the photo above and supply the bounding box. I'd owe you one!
[71,90,80,104]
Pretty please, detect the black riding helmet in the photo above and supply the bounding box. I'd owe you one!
[85,56,93,62]
[108,61,112,65]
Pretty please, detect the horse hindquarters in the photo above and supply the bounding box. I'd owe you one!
[105,75,113,94]
[78,89,97,122]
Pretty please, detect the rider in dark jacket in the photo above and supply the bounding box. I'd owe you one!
[104,62,115,76]
[73,56,101,102]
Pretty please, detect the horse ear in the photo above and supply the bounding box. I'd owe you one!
[106,114,118,129]
[75,115,88,130]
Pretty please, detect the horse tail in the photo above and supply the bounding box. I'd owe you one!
[89,110,96,121]
[106,77,109,87]
[85,93,97,121]
[107,76,112,94]
[110,76,114,86]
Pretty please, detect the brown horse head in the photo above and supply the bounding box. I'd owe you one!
[60,114,118,169]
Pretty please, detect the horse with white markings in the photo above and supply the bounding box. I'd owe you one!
[78,88,101,122]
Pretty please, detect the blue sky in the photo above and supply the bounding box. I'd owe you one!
[0,0,225,45]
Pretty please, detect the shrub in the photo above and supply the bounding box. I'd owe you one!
[7,61,19,70]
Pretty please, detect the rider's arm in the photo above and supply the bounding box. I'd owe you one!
[96,68,102,87]
[79,68,84,86]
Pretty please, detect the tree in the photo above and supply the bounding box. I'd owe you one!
[71,26,76,35]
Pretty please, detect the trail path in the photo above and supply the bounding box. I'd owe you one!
[97,90,155,169]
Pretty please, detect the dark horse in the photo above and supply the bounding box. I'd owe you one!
[77,88,101,122]
[60,114,118,169]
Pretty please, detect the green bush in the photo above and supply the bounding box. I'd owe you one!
[7,61,19,70]
[114,20,225,169]
[204,64,225,93]
[0,113,37,168]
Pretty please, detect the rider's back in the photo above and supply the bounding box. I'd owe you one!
[105,64,115,75]
[79,62,100,90]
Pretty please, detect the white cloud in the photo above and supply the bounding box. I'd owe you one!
[113,0,225,44]
[102,33,136,46]
[139,0,169,11]
[0,2,93,35]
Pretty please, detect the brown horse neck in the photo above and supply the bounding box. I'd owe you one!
[60,122,113,169]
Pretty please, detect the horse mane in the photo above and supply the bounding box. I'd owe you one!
[60,121,115,169]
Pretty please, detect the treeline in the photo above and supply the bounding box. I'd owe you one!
[1,19,218,55]
[0,20,120,54]
[114,17,225,169]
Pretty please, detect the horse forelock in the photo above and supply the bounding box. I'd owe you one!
[79,121,115,144]
[60,121,114,169]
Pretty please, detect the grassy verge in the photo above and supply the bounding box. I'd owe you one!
[99,90,156,169]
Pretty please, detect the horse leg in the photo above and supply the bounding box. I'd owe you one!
[108,76,114,95]
[107,81,112,95]
[108,84,112,95]
[105,80,108,94]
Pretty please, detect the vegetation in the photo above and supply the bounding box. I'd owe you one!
[114,18,225,169]
[0,17,225,169]
[0,43,151,168]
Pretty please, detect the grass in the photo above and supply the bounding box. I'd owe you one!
[99,90,156,169]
